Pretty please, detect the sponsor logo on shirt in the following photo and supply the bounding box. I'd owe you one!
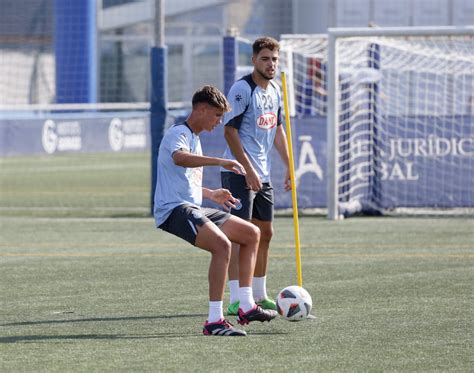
[256,113,277,130]
[189,167,203,187]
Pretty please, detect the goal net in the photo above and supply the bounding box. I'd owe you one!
[0,1,152,217]
[279,27,474,218]
[0,1,215,217]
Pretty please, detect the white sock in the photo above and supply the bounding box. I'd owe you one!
[228,280,240,304]
[238,287,256,313]
[208,301,223,323]
[252,276,268,302]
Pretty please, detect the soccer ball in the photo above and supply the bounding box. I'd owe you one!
[276,285,312,321]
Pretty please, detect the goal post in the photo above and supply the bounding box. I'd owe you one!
[222,29,472,217]
[326,26,474,220]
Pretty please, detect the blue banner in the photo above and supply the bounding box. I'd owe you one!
[0,112,149,156]
[1,113,472,209]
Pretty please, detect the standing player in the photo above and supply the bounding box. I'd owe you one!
[221,37,291,316]
[154,85,277,336]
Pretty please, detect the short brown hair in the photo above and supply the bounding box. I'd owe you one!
[252,37,280,56]
[192,85,231,112]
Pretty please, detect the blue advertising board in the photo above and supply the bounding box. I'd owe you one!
[0,112,149,156]
[1,113,472,209]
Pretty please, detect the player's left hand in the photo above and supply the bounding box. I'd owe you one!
[284,168,291,192]
[211,188,240,210]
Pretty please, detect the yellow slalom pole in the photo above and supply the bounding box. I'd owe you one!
[281,71,303,287]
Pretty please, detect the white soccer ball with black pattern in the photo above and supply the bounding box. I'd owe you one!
[276,286,312,321]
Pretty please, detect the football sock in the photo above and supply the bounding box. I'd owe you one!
[252,276,268,302]
[208,301,224,323]
[228,280,240,304]
[238,287,256,313]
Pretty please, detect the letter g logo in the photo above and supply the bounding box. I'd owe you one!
[42,120,58,154]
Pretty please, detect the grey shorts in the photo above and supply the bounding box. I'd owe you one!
[159,204,231,246]
[221,172,274,222]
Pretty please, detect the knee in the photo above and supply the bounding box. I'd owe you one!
[249,225,261,245]
[212,236,232,262]
[239,224,260,248]
[260,225,273,244]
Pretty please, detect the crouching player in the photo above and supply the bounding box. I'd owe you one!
[154,85,277,336]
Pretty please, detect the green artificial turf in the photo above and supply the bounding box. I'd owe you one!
[1,216,472,372]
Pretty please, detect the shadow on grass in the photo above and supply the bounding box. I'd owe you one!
[1,313,207,327]
[2,314,289,343]
[1,330,288,343]
[0,333,200,343]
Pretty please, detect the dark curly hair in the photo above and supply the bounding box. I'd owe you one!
[252,37,280,56]
[192,85,231,112]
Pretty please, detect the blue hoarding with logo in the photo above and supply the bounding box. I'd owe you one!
[0,112,149,156]
[1,113,472,209]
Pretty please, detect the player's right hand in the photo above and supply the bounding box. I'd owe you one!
[245,168,262,192]
[222,159,246,176]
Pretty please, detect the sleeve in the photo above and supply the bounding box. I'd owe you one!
[276,86,283,126]
[169,127,191,154]
[223,81,251,129]
[277,106,282,127]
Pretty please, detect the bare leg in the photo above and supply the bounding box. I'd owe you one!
[220,216,260,288]
[195,222,232,301]
[251,218,273,277]
[228,243,240,281]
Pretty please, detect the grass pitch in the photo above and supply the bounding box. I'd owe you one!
[1,215,472,372]
[1,153,472,371]
[0,153,150,217]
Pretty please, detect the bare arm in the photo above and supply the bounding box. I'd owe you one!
[274,125,292,191]
[173,150,244,174]
[203,187,240,210]
[224,126,262,191]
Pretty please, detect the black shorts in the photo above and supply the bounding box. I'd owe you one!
[159,204,231,246]
[221,172,274,222]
